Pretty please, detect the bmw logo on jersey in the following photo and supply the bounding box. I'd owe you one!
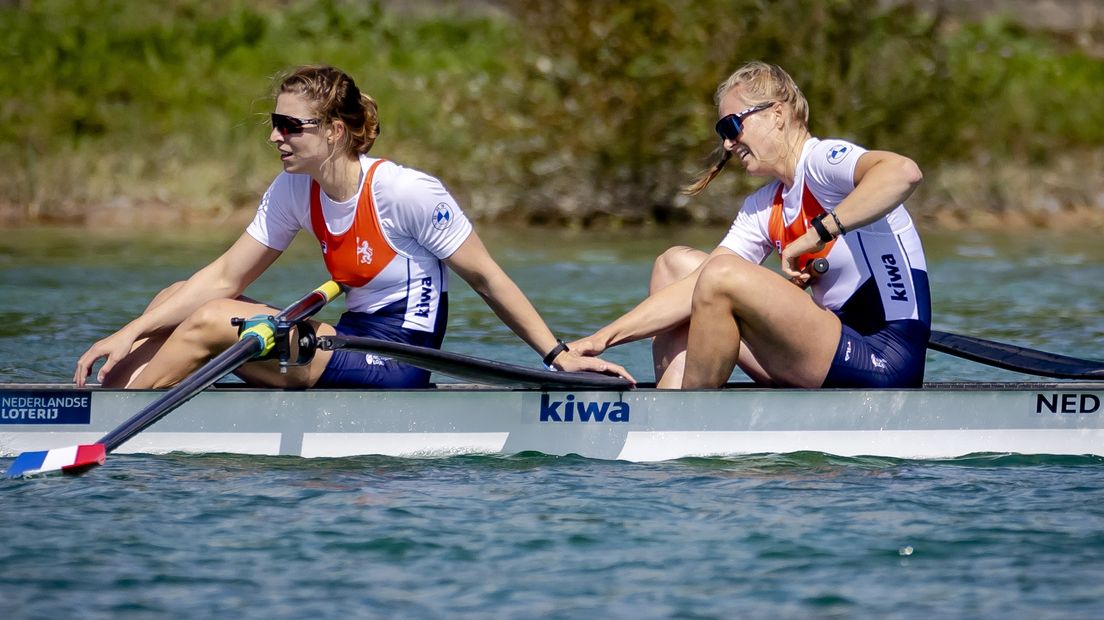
[827,143,851,165]
[433,203,453,230]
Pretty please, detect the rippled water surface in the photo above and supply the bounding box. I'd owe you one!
[2,226,1104,618]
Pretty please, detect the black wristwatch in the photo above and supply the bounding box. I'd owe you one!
[810,213,834,243]
[543,340,569,367]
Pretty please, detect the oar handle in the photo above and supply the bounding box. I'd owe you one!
[276,281,345,322]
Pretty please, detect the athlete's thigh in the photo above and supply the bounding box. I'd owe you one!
[718,260,841,385]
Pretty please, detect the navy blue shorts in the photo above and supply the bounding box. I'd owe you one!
[315,297,447,389]
[822,320,928,388]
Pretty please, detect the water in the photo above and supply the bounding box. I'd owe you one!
[2,226,1104,618]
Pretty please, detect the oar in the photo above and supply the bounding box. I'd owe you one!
[5,281,345,478]
[929,330,1104,380]
[320,335,633,389]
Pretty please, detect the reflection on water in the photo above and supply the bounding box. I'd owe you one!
[1,226,1101,383]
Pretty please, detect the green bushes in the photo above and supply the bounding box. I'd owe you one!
[1,0,1101,225]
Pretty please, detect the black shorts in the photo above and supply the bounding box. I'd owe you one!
[315,296,447,389]
[822,319,929,388]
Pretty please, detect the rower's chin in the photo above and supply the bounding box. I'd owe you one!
[739,155,767,176]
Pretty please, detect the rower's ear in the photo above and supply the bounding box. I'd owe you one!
[327,120,347,144]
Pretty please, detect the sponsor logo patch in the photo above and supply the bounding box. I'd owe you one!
[881,254,909,302]
[539,394,630,422]
[827,144,851,165]
[0,391,92,425]
[433,203,453,230]
[413,277,433,318]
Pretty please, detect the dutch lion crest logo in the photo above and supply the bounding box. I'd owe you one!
[356,236,373,264]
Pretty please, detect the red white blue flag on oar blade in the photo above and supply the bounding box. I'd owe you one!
[5,444,106,478]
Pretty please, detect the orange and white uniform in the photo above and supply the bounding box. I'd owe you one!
[245,156,472,387]
[247,156,472,332]
[719,138,931,387]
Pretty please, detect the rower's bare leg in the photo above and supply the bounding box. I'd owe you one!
[99,282,185,388]
[127,298,333,389]
[650,246,707,388]
[99,330,173,387]
[99,283,273,388]
[735,342,774,386]
[682,254,841,388]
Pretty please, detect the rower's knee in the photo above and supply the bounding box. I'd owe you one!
[693,255,754,307]
[651,246,706,294]
[178,299,242,346]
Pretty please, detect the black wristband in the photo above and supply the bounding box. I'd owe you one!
[542,340,569,367]
[829,211,847,236]
[810,214,834,243]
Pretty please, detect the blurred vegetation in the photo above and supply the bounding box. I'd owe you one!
[1,0,1102,228]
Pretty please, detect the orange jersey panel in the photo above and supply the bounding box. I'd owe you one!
[766,183,834,267]
[309,159,398,288]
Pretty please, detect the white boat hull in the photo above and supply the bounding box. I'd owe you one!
[2,383,1103,461]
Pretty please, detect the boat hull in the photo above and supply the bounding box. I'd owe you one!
[2,383,1103,461]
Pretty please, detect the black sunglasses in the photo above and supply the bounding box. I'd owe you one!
[714,102,775,142]
[271,113,322,136]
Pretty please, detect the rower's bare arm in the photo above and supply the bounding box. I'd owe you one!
[445,232,634,381]
[780,151,921,278]
[835,150,922,232]
[574,246,738,354]
[124,234,281,339]
[444,232,557,354]
[74,234,282,385]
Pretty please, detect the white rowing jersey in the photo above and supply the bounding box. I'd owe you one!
[719,138,931,334]
[246,155,473,332]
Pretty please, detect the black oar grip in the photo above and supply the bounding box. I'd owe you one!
[807,257,829,274]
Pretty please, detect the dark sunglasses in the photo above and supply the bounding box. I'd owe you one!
[271,113,322,136]
[714,102,775,142]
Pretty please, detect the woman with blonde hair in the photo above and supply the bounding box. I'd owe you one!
[76,65,630,389]
[572,61,930,388]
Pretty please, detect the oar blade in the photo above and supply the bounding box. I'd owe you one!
[5,444,106,479]
[929,330,1104,380]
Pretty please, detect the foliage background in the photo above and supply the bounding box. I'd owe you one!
[1,0,1102,228]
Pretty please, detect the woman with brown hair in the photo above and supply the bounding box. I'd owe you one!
[75,65,630,389]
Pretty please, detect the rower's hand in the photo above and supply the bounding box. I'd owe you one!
[780,229,825,287]
[552,349,635,384]
[74,331,136,387]
[566,335,606,357]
